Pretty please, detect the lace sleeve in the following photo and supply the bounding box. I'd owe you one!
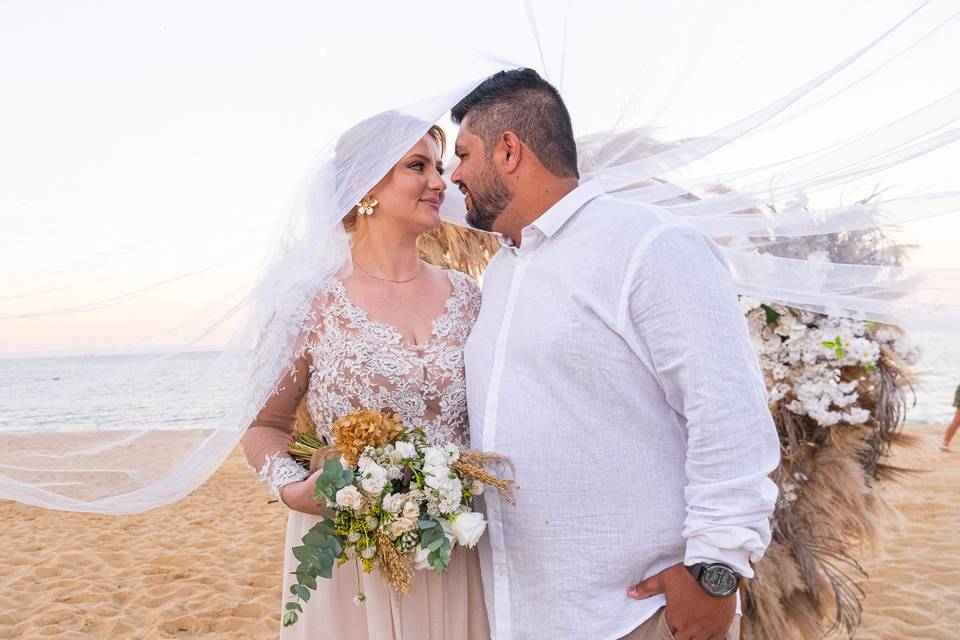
[240,354,310,499]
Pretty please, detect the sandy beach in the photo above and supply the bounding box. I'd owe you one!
[1,424,957,639]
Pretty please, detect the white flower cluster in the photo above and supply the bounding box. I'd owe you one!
[326,431,488,579]
[740,297,919,427]
[423,443,465,516]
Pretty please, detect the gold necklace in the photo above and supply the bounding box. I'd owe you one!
[352,258,422,284]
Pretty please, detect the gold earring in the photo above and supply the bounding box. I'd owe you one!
[357,195,378,216]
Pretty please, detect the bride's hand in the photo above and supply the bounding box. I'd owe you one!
[279,470,329,516]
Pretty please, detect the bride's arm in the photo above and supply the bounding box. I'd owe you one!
[240,357,325,515]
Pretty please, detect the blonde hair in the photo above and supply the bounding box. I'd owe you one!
[341,124,447,233]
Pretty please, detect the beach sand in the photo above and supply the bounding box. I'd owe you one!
[1,424,957,639]
[856,424,960,639]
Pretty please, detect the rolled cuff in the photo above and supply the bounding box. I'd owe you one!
[684,538,755,578]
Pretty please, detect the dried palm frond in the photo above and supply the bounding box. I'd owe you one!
[418,222,500,279]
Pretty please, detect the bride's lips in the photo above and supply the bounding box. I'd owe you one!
[421,197,441,209]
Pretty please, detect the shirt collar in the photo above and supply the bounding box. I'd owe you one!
[529,179,605,239]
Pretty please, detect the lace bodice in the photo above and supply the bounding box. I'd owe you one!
[304,270,481,446]
[243,268,482,499]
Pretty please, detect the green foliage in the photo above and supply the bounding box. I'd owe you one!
[419,516,452,574]
[822,335,846,357]
[283,517,345,628]
[311,458,354,502]
[760,303,781,326]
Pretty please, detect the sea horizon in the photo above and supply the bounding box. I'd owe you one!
[0,327,956,434]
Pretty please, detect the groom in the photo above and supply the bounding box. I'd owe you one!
[452,69,780,640]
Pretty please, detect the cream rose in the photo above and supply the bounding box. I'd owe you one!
[386,515,416,538]
[335,485,363,510]
[402,501,420,520]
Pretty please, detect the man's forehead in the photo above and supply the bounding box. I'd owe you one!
[455,124,481,146]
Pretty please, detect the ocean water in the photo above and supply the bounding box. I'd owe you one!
[0,332,957,434]
[0,352,244,434]
[906,330,959,425]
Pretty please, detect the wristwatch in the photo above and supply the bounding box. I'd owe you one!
[686,562,740,597]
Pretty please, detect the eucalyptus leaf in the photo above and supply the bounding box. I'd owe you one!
[326,535,344,558]
[316,549,336,580]
[292,584,311,601]
[292,545,318,565]
[297,572,318,590]
[302,530,325,548]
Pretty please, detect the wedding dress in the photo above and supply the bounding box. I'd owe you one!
[241,270,488,640]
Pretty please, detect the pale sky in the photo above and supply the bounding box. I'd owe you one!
[1,1,958,357]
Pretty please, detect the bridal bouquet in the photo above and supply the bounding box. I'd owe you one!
[283,410,514,627]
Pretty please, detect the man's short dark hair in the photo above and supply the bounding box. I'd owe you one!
[451,68,578,179]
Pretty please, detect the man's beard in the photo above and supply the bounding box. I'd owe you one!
[464,165,512,232]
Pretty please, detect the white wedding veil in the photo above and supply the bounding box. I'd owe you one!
[1,0,958,513]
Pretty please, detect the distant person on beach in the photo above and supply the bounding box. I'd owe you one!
[942,384,960,453]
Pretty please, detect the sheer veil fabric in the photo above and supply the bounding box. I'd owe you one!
[1,0,958,513]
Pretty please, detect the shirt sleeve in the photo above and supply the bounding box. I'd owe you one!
[623,224,780,578]
[240,354,311,502]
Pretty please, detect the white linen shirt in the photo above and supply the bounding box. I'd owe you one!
[465,180,780,640]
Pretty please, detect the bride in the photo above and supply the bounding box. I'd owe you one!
[240,118,490,639]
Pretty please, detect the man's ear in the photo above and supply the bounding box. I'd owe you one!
[498,131,522,174]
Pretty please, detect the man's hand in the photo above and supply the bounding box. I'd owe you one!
[627,563,736,640]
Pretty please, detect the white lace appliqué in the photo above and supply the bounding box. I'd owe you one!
[258,452,309,498]
[306,270,481,447]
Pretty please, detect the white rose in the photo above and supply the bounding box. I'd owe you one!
[360,465,388,495]
[395,441,416,459]
[449,512,486,548]
[335,485,363,510]
[357,455,376,471]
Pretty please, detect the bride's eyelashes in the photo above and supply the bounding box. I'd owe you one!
[406,159,444,176]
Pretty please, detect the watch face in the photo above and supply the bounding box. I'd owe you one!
[701,565,738,596]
